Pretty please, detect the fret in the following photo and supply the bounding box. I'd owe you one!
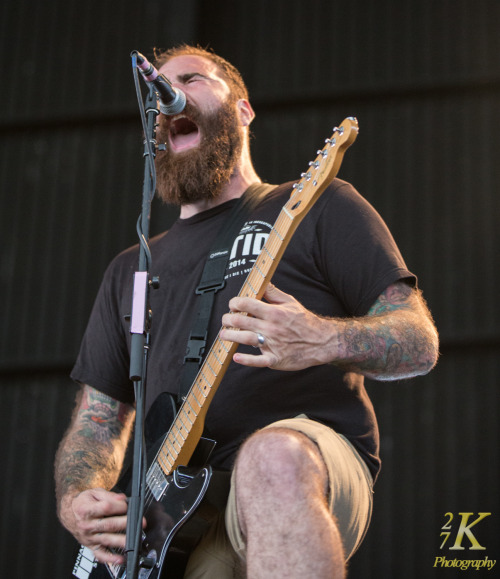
[167,432,182,452]
[268,228,282,247]
[254,255,271,278]
[270,225,284,242]
[156,453,169,474]
[188,388,203,409]
[217,337,230,354]
[173,422,186,442]
[182,407,193,425]
[175,413,190,434]
[254,262,266,279]
[282,205,295,221]
[274,220,292,242]
[164,432,180,453]
[185,396,199,416]
[196,373,210,397]
[275,209,292,230]
[156,450,173,475]
[206,359,217,377]
[262,245,274,263]
[195,379,208,400]
[245,271,263,296]
[200,370,213,390]
[245,278,258,296]
[212,348,224,366]
[158,449,174,469]
[208,350,223,370]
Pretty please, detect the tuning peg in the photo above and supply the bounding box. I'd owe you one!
[300,171,312,181]
[308,160,321,169]
[325,137,337,146]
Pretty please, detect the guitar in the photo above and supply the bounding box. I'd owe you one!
[72,117,359,579]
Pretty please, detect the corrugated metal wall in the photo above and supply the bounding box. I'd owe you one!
[1,1,498,577]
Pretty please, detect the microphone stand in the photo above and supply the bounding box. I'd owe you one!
[125,84,160,579]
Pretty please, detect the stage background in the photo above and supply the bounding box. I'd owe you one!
[0,1,498,577]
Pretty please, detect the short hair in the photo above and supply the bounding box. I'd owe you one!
[153,44,249,101]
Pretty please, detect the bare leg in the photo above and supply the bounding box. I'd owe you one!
[234,427,346,578]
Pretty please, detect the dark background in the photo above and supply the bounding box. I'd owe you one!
[1,1,498,577]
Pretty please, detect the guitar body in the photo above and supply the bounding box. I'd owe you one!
[73,435,230,579]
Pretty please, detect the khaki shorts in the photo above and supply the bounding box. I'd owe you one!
[184,416,374,578]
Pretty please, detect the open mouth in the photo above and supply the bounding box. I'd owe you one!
[168,114,201,152]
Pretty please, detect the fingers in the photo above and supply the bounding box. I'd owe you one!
[71,489,131,565]
[221,327,266,349]
[233,350,278,368]
[220,283,332,371]
[221,285,296,369]
[227,284,293,316]
[73,489,128,521]
[221,313,264,338]
[90,529,127,565]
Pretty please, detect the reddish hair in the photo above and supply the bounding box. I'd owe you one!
[153,44,249,101]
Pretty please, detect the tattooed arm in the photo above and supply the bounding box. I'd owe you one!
[54,385,135,565]
[221,281,439,379]
[329,281,439,379]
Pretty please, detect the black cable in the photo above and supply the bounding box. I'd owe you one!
[131,53,156,269]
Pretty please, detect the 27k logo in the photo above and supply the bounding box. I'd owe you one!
[440,512,491,550]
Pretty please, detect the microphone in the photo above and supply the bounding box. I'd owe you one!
[132,51,186,115]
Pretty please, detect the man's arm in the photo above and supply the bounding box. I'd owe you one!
[54,384,135,564]
[220,281,439,379]
[328,281,439,379]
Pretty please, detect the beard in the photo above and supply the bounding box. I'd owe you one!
[155,99,244,206]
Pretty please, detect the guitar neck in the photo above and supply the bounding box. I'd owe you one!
[150,118,359,482]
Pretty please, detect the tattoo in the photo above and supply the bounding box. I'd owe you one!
[344,326,386,359]
[338,282,438,379]
[78,388,128,443]
[54,386,134,505]
[367,282,413,315]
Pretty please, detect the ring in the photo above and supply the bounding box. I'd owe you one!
[257,333,265,346]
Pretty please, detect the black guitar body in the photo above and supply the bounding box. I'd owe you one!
[73,395,231,579]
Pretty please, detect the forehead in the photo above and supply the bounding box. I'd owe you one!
[159,55,226,83]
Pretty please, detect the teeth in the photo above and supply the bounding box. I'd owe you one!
[169,114,190,135]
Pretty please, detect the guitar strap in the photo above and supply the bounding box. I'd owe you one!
[177,182,276,404]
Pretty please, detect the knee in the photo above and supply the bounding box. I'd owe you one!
[235,428,327,494]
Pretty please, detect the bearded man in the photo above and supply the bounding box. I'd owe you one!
[55,45,439,578]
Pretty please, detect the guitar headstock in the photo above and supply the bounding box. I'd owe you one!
[285,117,359,214]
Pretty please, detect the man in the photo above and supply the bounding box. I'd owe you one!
[55,45,439,578]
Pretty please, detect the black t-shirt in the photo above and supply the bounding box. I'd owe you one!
[71,179,415,480]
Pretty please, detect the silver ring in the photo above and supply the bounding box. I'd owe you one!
[257,333,265,346]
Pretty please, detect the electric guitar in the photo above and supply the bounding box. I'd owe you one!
[72,117,359,579]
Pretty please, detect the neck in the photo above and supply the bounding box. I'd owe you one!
[179,141,260,219]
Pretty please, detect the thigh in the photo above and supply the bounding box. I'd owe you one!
[183,511,244,579]
[225,416,374,561]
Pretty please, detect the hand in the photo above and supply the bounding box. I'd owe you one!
[60,488,136,566]
[220,283,333,371]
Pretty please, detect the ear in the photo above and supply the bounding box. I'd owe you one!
[237,99,255,127]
